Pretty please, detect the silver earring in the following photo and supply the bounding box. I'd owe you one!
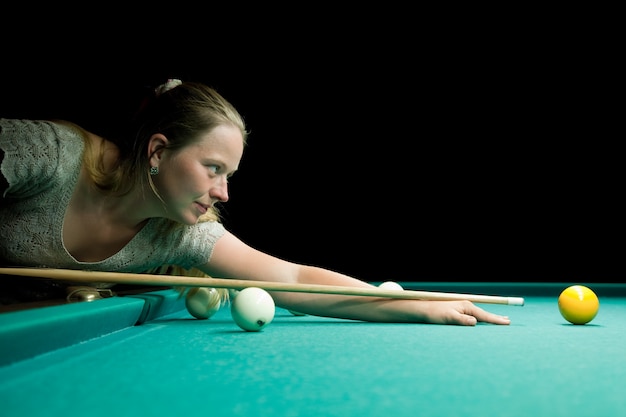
[150,166,159,176]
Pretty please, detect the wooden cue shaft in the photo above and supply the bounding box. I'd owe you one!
[0,267,525,306]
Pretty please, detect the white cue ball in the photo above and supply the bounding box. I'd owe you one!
[231,287,275,332]
[185,287,221,320]
[378,281,404,290]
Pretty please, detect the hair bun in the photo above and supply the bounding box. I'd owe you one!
[154,79,183,96]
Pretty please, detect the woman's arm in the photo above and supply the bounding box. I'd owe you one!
[200,231,511,326]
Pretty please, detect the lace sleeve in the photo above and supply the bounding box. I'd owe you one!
[0,119,83,199]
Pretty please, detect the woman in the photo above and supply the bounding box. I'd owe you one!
[0,79,510,325]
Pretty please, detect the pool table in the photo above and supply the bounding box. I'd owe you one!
[1,282,625,417]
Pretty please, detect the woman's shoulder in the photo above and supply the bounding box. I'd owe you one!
[0,118,83,142]
[0,118,86,198]
[0,118,118,159]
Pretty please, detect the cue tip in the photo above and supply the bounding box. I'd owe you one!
[509,297,525,306]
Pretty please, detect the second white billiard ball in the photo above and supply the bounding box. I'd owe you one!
[379,281,404,290]
[231,287,275,332]
[185,287,221,320]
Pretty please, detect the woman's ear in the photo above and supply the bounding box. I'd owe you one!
[148,134,168,167]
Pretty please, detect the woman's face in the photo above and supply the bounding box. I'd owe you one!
[153,124,244,225]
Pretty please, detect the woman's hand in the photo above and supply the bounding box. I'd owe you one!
[419,300,511,326]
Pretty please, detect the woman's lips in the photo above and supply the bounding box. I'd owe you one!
[195,202,208,214]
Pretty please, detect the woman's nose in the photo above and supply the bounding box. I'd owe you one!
[210,181,229,203]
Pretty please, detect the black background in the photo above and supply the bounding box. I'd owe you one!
[1,12,621,283]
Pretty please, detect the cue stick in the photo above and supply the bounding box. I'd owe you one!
[0,267,525,306]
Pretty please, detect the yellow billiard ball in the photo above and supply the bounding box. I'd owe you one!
[558,285,599,325]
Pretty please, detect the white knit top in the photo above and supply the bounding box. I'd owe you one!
[0,118,225,276]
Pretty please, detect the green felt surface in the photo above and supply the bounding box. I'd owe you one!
[1,285,625,417]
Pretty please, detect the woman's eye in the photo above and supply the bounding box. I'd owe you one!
[207,165,219,174]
